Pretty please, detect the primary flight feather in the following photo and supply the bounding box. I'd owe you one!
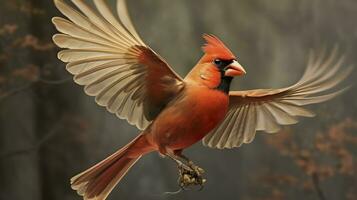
[52,0,351,199]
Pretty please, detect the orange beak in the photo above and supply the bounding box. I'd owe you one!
[224,60,246,77]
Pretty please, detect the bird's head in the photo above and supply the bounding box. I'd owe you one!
[186,34,245,93]
[200,34,246,78]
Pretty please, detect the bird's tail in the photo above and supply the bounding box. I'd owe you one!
[70,134,153,200]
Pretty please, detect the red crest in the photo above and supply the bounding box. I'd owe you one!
[202,34,236,60]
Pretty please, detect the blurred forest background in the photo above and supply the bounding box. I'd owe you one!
[0,0,356,200]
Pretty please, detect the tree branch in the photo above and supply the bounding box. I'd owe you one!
[38,77,72,84]
[0,76,71,103]
[0,122,62,160]
[0,83,33,103]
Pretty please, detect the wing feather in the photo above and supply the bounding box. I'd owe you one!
[116,0,145,45]
[219,106,245,148]
[203,49,351,149]
[229,104,250,148]
[71,0,134,46]
[54,0,123,47]
[53,0,184,134]
[242,105,257,143]
[93,0,139,45]
[52,17,127,50]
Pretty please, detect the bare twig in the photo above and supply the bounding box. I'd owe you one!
[0,75,71,103]
[0,147,38,158]
[0,83,33,102]
[0,122,62,160]
[38,77,72,84]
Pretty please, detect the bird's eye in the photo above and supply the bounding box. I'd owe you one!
[214,59,222,65]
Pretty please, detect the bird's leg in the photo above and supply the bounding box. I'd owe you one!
[172,150,206,190]
[174,150,205,175]
[166,153,192,172]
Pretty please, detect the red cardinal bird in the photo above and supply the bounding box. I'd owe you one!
[52,0,351,199]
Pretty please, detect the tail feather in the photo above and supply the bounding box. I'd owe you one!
[86,157,140,200]
[71,134,151,200]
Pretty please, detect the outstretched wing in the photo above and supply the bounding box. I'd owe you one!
[203,48,352,149]
[52,0,184,130]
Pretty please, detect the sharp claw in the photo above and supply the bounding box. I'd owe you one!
[202,178,207,184]
[176,159,191,171]
[197,167,205,174]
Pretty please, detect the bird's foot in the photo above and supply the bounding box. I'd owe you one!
[177,161,206,190]
[165,152,207,190]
